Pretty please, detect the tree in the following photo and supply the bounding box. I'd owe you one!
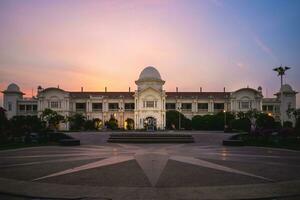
[256,113,276,129]
[230,118,251,132]
[84,120,95,130]
[0,107,9,143]
[68,113,86,131]
[166,110,191,130]
[287,108,300,134]
[191,112,235,131]
[105,115,118,130]
[191,115,203,130]
[41,109,65,131]
[9,116,45,142]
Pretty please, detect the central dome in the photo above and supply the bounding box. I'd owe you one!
[138,66,162,81]
[280,84,294,92]
[7,83,20,92]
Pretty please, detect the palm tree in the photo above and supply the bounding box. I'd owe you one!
[273,66,290,86]
[273,65,291,125]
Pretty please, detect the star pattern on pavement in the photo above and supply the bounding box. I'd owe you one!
[0,144,274,186]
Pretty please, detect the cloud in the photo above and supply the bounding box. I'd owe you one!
[236,62,248,70]
[253,35,279,63]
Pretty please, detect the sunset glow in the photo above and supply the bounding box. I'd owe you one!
[0,0,299,106]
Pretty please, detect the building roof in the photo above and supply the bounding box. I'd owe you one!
[69,92,135,99]
[166,92,230,99]
[262,98,279,103]
[68,91,231,99]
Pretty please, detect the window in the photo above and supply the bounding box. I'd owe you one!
[8,102,12,111]
[181,103,192,110]
[267,105,274,111]
[33,105,37,111]
[92,103,102,111]
[275,106,280,113]
[198,103,208,110]
[125,103,134,110]
[26,105,32,111]
[241,102,249,109]
[19,105,25,111]
[166,103,176,110]
[146,101,154,108]
[109,103,119,110]
[76,103,86,111]
[50,101,59,108]
[214,103,224,110]
[262,105,267,111]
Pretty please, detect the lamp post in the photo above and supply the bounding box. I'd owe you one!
[178,105,181,130]
[119,106,124,128]
[273,65,290,125]
[223,109,227,132]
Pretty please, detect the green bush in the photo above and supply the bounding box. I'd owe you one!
[84,120,96,130]
[191,112,234,130]
[9,116,45,137]
[105,116,118,130]
[283,121,293,128]
[191,115,203,130]
[0,107,9,143]
[230,118,251,132]
[166,110,191,130]
[68,113,86,131]
[256,113,276,129]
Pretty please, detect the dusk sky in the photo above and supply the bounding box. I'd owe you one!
[0,0,299,107]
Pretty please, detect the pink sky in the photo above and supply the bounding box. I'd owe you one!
[0,0,299,107]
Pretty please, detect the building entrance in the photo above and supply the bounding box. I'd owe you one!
[144,117,156,131]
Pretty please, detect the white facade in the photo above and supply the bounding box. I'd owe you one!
[1,66,298,129]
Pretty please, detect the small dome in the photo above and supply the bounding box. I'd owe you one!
[138,66,162,81]
[280,84,293,92]
[7,83,20,92]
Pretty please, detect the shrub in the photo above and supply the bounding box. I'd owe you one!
[256,113,276,129]
[230,118,251,132]
[278,128,295,136]
[105,116,118,130]
[191,115,203,130]
[283,121,293,128]
[166,110,191,130]
[84,120,96,130]
[9,116,45,138]
[0,107,9,143]
[191,112,234,131]
[68,113,86,131]
[41,109,65,130]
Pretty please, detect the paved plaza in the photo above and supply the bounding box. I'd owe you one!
[0,131,300,199]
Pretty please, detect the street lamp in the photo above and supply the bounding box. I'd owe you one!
[178,106,181,130]
[273,65,291,125]
[119,106,124,128]
[223,109,227,132]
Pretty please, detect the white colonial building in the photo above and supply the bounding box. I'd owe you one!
[2,66,298,130]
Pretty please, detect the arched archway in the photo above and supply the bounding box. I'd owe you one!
[125,118,134,130]
[144,116,157,131]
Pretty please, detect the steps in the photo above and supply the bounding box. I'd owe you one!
[107,133,194,143]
